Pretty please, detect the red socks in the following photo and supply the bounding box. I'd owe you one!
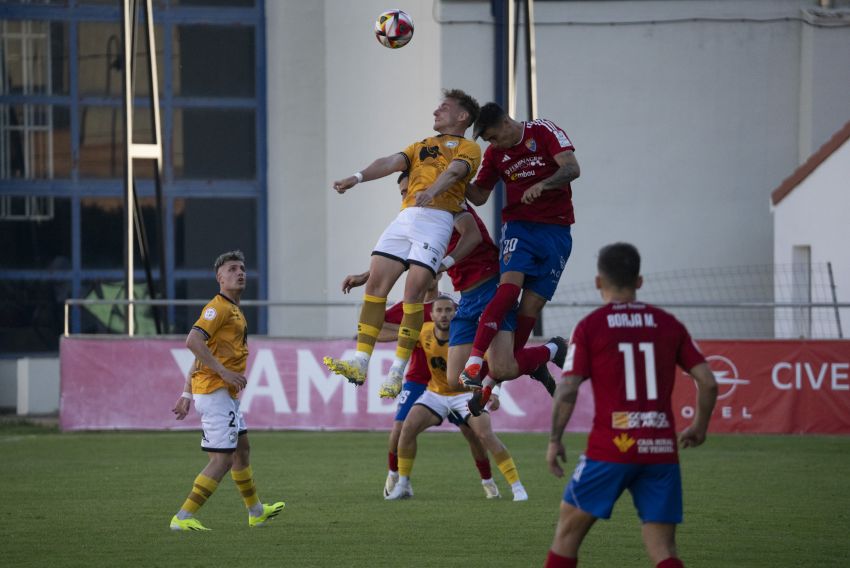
[471,283,521,357]
[514,314,537,351]
[657,559,684,568]
[514,345,551,375]
[544,550,577,568]
[388,451,398,472]
[475,459,492,480]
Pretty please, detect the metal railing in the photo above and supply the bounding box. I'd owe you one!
[64,298,849,339]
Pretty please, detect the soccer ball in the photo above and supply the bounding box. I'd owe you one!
[374,10,414,49]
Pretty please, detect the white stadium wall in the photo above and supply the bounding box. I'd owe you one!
[266,0,850,338]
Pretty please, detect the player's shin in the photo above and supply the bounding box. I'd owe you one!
[231,465,263,516]
[468,283,521,361]
[178,473,219,518]
[514,345,552,375]
[514,314,537,352]
[393,303,424,370]
[356,294,388,361]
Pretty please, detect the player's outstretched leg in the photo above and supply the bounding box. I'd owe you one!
[529,336,568,396]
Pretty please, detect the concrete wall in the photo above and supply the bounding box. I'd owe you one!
[266,0,850,337]
[773,140,850,338]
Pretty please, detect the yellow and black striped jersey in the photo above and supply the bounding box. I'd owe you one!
[400,134,481,214]
[190,293,248,398]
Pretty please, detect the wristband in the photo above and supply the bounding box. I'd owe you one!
[181,391,193,400]
[353,171,363,184]
[441,255,456,269]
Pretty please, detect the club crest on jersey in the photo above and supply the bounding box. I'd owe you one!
[525,138,537,152]
[444,140,458,148]
[203,307,217,320]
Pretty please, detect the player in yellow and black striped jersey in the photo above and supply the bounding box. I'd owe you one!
[324,88,483,403]
[385,296,529,501]
[168,250,285,531]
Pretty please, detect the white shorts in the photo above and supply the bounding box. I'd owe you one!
[414,389,474,425]
[194,389,247,453]
[372,207,454,275]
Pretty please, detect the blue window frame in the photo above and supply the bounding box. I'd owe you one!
[0,0,267,353]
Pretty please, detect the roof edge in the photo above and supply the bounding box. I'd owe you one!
[771,120,850,207]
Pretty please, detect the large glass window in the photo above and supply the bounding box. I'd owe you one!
[174,197,257,269]
[1,3,266,353]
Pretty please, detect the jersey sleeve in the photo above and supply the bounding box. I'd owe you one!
[676,322,706,372]
[192,300,226,340]
[563,318,591,378]
[454,139,481,181]
[472,146,500,191]
[538,120,575,157]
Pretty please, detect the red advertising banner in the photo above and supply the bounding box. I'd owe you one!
[673,340,850,434]
[60,337,850,434]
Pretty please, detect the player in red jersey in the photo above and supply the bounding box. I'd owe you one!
[461,102,581,393]
[543,243,718,568]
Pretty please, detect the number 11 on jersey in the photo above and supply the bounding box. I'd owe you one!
[618,342,657,401]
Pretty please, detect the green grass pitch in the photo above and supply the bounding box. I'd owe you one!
[2,423,849,567]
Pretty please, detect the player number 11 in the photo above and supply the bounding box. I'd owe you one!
[618,342,658,401]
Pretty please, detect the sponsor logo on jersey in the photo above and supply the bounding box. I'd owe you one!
[612,411,671,429]
[637,438,675,454]
[613,433,636,453]
[203,307,217,321]
[419,146,440,161]
[502,154,511,163]
[525,138,537,152]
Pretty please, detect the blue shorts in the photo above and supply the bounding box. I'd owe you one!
[394,382,427,422]
[449,277,518,346]
[500,221,572,301]
[564,456,683,524]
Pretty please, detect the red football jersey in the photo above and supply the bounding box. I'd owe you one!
[564,302,705,464]
[385,302,433,385]
[474,119,576,226]
[446,206,500,292]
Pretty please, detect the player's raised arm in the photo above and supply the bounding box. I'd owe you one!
[341,271,370,294]
[547,374,582,477]
[464,182,491,206]
[679,362,718,448]
[439,211,482,272]
[521,150,581,204]
[332,153,408,194]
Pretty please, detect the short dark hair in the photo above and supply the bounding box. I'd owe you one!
[214,250,245,272]
[443,88,480,129]
[597,243,641,288]
[473,102,507,139]
[397,170,409,184]
[434,294,457,307]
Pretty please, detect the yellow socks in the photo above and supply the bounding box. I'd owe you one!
[231,466,260,509]
[398,447,416,478]
[495,450,520,485]
[356,294,387,356]
[395,303,424,363]
[180,473,219,515]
